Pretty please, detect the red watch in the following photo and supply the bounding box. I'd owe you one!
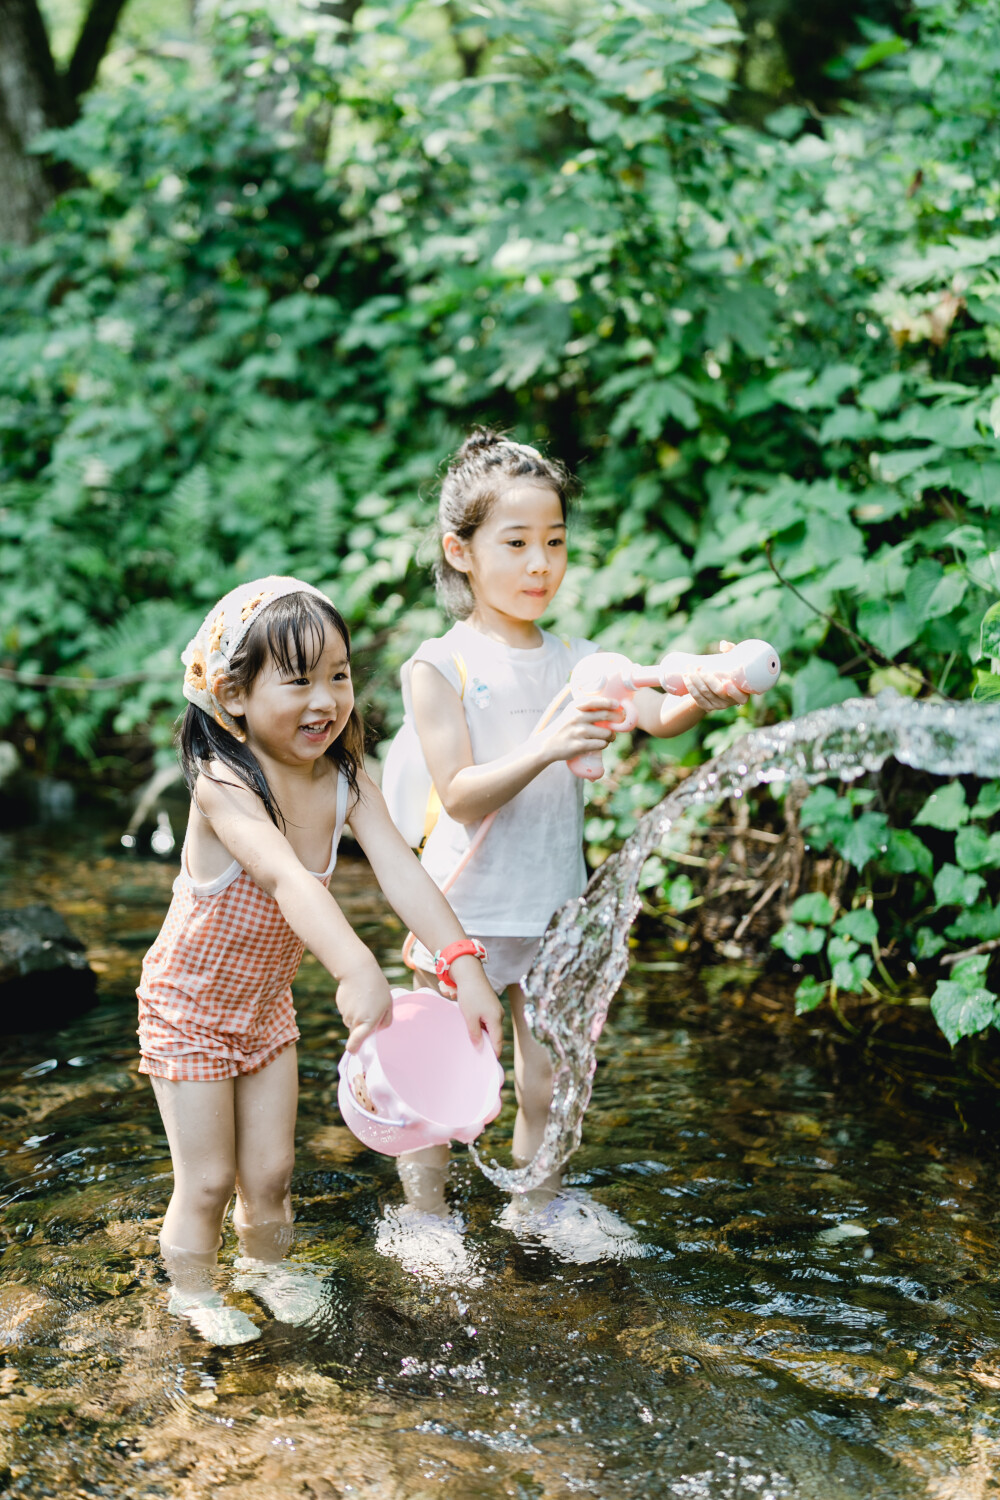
[433,939,488,997]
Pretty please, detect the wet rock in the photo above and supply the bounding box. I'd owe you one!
[0,904,97,1032]
[721,1213,821,1247]
[0,742,18,790]
[753,1344,914,1399]
[816,1220,869,1245]
[0,744,28,828]
[780,1112,824,1138]
[0,765,76,829]
[33,778,75,823]
[741,1149,776,1168]
[967,1362,1000,1392]
[306,1124,368,1164]
[275,1369,343,1401]
[217,1367,278,1398]
[0,1285,63,1346]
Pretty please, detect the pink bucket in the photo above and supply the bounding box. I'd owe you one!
[337,987,505,1156]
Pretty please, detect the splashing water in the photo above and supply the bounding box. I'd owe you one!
[474,693,1000,1192]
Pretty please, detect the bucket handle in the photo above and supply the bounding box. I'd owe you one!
[338,1051,410,1129]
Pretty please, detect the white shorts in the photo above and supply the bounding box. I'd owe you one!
[409,935,543,994]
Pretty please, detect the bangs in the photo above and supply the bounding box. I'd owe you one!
[239,593,351,681]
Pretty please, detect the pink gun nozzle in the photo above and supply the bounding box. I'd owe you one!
[567,639,781,781]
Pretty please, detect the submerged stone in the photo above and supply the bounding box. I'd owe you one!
[0,1285,63,1346]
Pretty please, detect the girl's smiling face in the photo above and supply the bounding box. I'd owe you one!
[445,481,567,629]
[221,618,355,769]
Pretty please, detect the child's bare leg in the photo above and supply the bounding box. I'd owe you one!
[396,1144,451,1215]
[232,1044,298,1262]
[395,964,452,1215]
[509,983,560,1195]
[150,1075,237,1284]
[227,1046,328,1324]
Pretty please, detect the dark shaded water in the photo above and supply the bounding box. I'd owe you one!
[1,811,998,1499]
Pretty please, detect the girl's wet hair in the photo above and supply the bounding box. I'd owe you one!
[179,592,364,828]
[435,428,576,618]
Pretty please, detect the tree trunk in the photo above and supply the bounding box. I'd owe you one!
[0,0,66,243]
[0,0,129,243]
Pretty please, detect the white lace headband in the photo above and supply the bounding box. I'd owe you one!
[181,575,333,742]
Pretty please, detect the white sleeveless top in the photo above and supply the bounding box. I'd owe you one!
[402,622,598,936]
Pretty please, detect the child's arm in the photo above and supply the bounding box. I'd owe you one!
[195,774,392,1052]
[411,661,618,823]
[632,642,750,739]
[347,767,504,1054]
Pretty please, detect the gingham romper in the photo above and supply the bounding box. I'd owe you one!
[137,771,349,1082]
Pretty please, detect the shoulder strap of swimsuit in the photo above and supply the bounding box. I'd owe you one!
[335,766,349,840]
[452,651,467,698]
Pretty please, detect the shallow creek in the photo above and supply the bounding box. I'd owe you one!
[1,810,998,1499]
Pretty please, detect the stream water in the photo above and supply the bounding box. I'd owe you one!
[1,694,999,1497]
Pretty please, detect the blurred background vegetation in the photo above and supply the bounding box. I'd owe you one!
[2,0,1000,1042]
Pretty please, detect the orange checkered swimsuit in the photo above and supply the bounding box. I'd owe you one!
[137,772,349,1082]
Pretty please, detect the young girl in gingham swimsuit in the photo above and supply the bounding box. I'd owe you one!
[139,576,502,1345]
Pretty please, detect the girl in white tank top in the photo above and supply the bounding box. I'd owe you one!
[387,430,748,1260]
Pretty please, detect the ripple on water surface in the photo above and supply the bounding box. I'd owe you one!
[0,814,998,1498]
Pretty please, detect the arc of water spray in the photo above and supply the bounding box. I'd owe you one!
[472,693,1000,1192]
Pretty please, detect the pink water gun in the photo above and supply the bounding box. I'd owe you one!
[567,639,782,781]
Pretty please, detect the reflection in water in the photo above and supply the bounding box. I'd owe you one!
[0,788,999,1496]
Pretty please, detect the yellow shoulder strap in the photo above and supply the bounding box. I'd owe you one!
[418,784,441,853]
[452,651,467,698]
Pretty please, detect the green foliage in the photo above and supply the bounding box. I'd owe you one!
[800,787,889,870]
[773,778,1000,1041]
[2,0,1000,772]
[2,1,1000,1049]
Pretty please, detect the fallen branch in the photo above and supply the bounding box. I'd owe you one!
[0,666,173,691]
[714,827,782,844]
[123,763,185,840]
[732,876,786,942]
[939,938,1000,967]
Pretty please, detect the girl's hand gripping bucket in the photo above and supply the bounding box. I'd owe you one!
[337,987,504,1156]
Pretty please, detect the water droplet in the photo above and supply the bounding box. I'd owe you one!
[22,1059,58,1079]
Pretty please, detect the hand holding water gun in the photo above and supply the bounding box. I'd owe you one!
[566,639,781,781]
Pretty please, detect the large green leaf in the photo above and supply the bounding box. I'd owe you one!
[931,957,999,1046]
[705,286,773,360]
[772,923,827,960]
[790,892,836,926]
[932,862,986,908]
[833,908,879,945]
[914,783,969,830]
[856,600,922,657]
